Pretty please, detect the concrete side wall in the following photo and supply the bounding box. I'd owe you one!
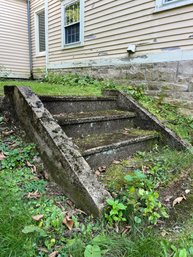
[4,86,111,216]
[0,0,30,78]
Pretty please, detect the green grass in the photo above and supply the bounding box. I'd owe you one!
[0,117,193,256]
[0,79,103,96]
[0,170,36,257]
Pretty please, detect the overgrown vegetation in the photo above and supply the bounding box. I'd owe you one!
[1,73,192,145]
[0,73,193,256]
[123,85,193,145]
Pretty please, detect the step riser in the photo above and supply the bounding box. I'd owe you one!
[60,118,135,138]
[84,138,157,169]
[43,100,118,114]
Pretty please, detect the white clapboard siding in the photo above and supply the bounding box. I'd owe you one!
[30,0,46,78]
[47,0,193,67]
[0,0,30,78]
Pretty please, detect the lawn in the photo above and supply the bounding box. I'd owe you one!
[0,80,103,96]
[0,74,193,256]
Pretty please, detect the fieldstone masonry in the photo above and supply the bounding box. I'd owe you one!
[50,60,193,92]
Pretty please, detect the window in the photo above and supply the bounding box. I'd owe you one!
[35,9,46,55]
[155,0,193,11]
[62,0,84,47]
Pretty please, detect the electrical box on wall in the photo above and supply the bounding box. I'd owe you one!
[127,44,136,53]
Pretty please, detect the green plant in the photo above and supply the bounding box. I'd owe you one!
[105,199,127,225]
[125,85,145,99]
[84,245,102,257]
[124,170,168,225]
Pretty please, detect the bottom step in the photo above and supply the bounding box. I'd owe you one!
[74,129,159,169]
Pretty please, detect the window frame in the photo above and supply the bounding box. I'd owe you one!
[61,0,84,49]
[35,7,46,57]
[155,0,193,12]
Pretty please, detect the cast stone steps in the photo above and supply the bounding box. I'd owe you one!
[74,129,159,168]
[53,110,136,137]
[40,95,118,114]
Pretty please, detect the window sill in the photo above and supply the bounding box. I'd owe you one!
[61,42,84,50]
[154,0,193,13]
[36,52,46,58]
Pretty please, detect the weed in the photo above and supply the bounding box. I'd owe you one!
[105,199,127,225]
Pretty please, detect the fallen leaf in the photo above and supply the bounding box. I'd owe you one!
[32,214,44,221]
[38,247,49,253]
[95,170,100,176]
[0,152,5,161]
[27,191,41,199]
[172,195,186,207]
[121,225,131,235]
[66,199,73,207]
[112,160,120,164]
[49,251,58,257]
[26,161,36,172]
[161,230,168,237]
[185,189,190,195]
[63,215,74,230]
[98,166,106,172]
[2,130,14,136]
[75,209,87,215]
[164,195,173,202]
[43,170,49,180]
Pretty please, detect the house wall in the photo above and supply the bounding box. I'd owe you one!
[47,0,193,90]
[0,0,30,79]
[30,0,46,78]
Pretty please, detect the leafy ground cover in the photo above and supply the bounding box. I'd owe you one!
[0,74,193,256]
[0,118,193,256]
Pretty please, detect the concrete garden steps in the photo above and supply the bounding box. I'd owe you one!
[74,129,159,168]
[44,95,160,168]
[5,86,190,216]
[40,95,118,114]
[53,110,136,137]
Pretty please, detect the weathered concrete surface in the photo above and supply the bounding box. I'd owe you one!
[40,95,118,114]
[113,91,192,151]
[4,86,111,216]
[83,134,158,169]
[0,96,4,112]
[55,111,135,138]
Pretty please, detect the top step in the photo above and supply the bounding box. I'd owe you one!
[40,95,118,114]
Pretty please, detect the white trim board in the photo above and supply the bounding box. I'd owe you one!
[61,0,84,49]
[155,0,193,12]
[35,6,46,57]
[47,49,193,70]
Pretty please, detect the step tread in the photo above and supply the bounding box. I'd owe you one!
[54,110,135,124]
[40,95,117,102]
[74,129,159,154]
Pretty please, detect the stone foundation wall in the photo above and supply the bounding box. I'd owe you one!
[49,60,193,92]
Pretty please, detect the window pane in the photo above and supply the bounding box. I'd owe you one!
[38,11,45,52]
[65,1,80,26]
[65,23,80,44]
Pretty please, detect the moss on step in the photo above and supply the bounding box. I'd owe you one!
[54,109,133,120]
[75,129,159,151]
[101,159,138,191]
